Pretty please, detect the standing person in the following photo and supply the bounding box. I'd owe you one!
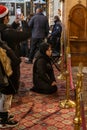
[26,7,49,64]
[30,42,57,94]
[20,14,34,58]
[48,15,62,56]
[0,5,31,92]
[0,5,31,128]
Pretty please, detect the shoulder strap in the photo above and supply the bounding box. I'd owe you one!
[0,32,10,50]
[0,32,4,45]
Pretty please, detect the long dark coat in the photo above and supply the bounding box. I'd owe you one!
[0,23,31,95]
[32,53,57,94]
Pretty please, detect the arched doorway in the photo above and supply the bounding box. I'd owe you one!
[69,4,87,66]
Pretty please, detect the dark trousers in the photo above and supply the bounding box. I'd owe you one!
[48,37,60,54]
[20,41,29,57]
[29,38,44,61]
[52,38,60,53]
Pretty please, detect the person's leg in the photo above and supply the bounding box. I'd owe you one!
[10,65,20,94]
[28,38,37,63]
[26,38,44,64]
[0,94,18,128]
[54,38,61,54]
[26,38,39,63]
[3,94,12,113]
[36,38,44,52]
[20,43,25,57]
[25,42,29,57]
[20,42,28,57]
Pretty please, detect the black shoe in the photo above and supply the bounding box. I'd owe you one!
[6,119,18,128]
[0,119,18,128]
[0,124,8,128]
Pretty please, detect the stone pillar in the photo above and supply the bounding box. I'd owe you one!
[30,0,33,13]
[46,0,49,17]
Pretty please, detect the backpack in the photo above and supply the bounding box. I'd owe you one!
[0,31,21,66]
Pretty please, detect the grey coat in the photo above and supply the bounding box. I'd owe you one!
[28,13,49,38]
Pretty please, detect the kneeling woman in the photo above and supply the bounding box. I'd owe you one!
[31,42,57,94]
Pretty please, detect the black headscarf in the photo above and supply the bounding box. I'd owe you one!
[39,42,51,55]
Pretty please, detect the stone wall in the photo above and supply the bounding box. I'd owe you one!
[49,0,61,25]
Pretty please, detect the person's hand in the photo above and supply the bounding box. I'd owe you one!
[15,18,20,23]
[20,13,24,21]
[15,13,24,22]
[48,34,51,38]
[15,14,20,23]
[51,81,57,86]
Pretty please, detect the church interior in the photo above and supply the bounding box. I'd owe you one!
[0,0,87,129]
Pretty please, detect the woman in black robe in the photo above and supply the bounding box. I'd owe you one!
[31,42,57,94]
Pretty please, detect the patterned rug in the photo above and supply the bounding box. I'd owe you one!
[2,58,86,130]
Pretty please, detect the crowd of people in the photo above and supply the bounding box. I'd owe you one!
[0,4,62,128]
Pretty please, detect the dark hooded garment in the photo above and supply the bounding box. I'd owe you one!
[31,42,57,94]
[0,23,31,94]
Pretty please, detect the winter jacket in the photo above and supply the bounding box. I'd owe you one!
[51,21,62,38]
[0,23,31,56]
[28,13,49,38]
[48,21,62,53]
[0,23,31,94]
[32,53,57,94]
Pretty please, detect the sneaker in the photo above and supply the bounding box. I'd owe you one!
[0,120,7,129]
[6,119,18,128]
[8,114,14,120]
[0,119,18,128]
[0,124,8,128]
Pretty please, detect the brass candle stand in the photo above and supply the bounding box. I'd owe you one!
[59,70,76,108]
[59,46,76,108]
[74,63,83,130]
[57,36,66,80]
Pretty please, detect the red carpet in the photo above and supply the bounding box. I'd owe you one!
[2,58,78,130]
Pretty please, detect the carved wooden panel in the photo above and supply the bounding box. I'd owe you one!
[69,4,87,66]
[70,40,87,66]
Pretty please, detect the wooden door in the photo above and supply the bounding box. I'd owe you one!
[69,4,87,66]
